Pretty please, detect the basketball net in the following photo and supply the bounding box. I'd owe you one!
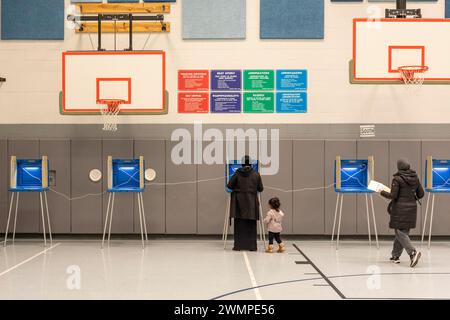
[97,99,125,132]
[398,65,429,87]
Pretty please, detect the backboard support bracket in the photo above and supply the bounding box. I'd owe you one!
[68,13,165,51]
[385,0,421,18]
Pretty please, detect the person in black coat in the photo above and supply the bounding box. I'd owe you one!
[380,159,424,267]
[227,156,264,251]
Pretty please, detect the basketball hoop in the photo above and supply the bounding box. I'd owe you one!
[398,65,429,86]
[97,99,125,132]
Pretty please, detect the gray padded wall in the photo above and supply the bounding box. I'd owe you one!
[389,140,422,236]
[3,138,450,236]
[134,140,166,234]
[197,143,227,235]
[356,140,390,236]
[0,140,7,231]
[166,141,197,234]
[293,140,325,234]
[40,140,71,233]
[102,140,134,234]
[421,141,450,236]
[261,140,293,234]
[7,140,40,233]
[71,140,103,234]
[324,140,357,235]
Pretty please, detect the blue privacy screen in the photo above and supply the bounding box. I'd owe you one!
[182,0,246,39]
[110,159,143,192]
[335,160,371,193]
[425,159,450,192]
[260,0,324,39]
[1,0,64,40]
[15,160,46,191]
[226,160,259,193]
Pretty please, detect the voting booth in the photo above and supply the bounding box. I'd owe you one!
[5,156,52,246]
[102,156,148,248]
[222,160,266,249]
[422,157,450,248]
[332,156,379,249]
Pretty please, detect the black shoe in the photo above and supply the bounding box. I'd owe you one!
[390,256,400,264]
[232,247,241,251]
[410,251,421,268]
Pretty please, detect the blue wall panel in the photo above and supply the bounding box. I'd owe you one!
[1,0,64,40]
[71,0,102,3]
[447,0,450,18]
[260,0,324,39]
[182,0,246,39]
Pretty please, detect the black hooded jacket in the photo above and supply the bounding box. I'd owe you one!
[381,169,425,230]
[227,166,264,220]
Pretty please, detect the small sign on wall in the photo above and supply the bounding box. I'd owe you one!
[276,92,307,113]
[243,70,275,91]
[360,125,376,138]
[211,70,242,91]
[178,92,209,113]
[178,70,209,91]
[243,92,274,113]
[276,70,307,91]
[211,93,242,113]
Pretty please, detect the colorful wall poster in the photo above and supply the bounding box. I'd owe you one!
[276,92,307,113]
[211,70,242,91]
[210,93,241,113]
[243,92,274,113]
[276,70,307,91]
[178,70,209,91]
[178,92,209,113]
[243,70,275,91]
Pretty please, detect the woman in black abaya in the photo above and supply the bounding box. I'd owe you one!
[227,156,264,251]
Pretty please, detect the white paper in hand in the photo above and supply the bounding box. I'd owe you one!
[368,180,391,193]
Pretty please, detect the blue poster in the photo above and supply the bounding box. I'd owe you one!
[276,70,307,91]
[276,92,307,113]
[211,93,241,113]
[211,70,242,91]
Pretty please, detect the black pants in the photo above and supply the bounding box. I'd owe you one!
[269,232,282,245]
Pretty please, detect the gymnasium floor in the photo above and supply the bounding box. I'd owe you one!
[0,238,449,300]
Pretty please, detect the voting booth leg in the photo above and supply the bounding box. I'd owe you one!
[421,193,431,245]
[12,193,19,244]
[336,194,344,250]
[223,194,231,249]
[137,194,145,249]
[428,194,436,249]
[369,194,379,250]
[107,193,116,245]
[39,193,47,247]
[101,193,112,249]
[4,193,16,246]
[258,193,267,249]
[365,194,372,246]
[139,193,148,242]
[331,193,341,243]
[44,192,52,245]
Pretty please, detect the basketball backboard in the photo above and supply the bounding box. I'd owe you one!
[61,51,167,114]
[351,19,450,84]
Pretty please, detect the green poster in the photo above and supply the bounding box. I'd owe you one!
[243,93,274,113]
[243,70,275,91]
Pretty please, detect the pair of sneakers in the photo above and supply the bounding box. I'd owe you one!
[390,250,421,267]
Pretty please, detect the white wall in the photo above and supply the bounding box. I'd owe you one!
[0,0,447,124]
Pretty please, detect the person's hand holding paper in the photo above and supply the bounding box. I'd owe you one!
[368,180,391,193]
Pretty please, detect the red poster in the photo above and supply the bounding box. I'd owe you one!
[178,92,209,113]
[178,70,209,91]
